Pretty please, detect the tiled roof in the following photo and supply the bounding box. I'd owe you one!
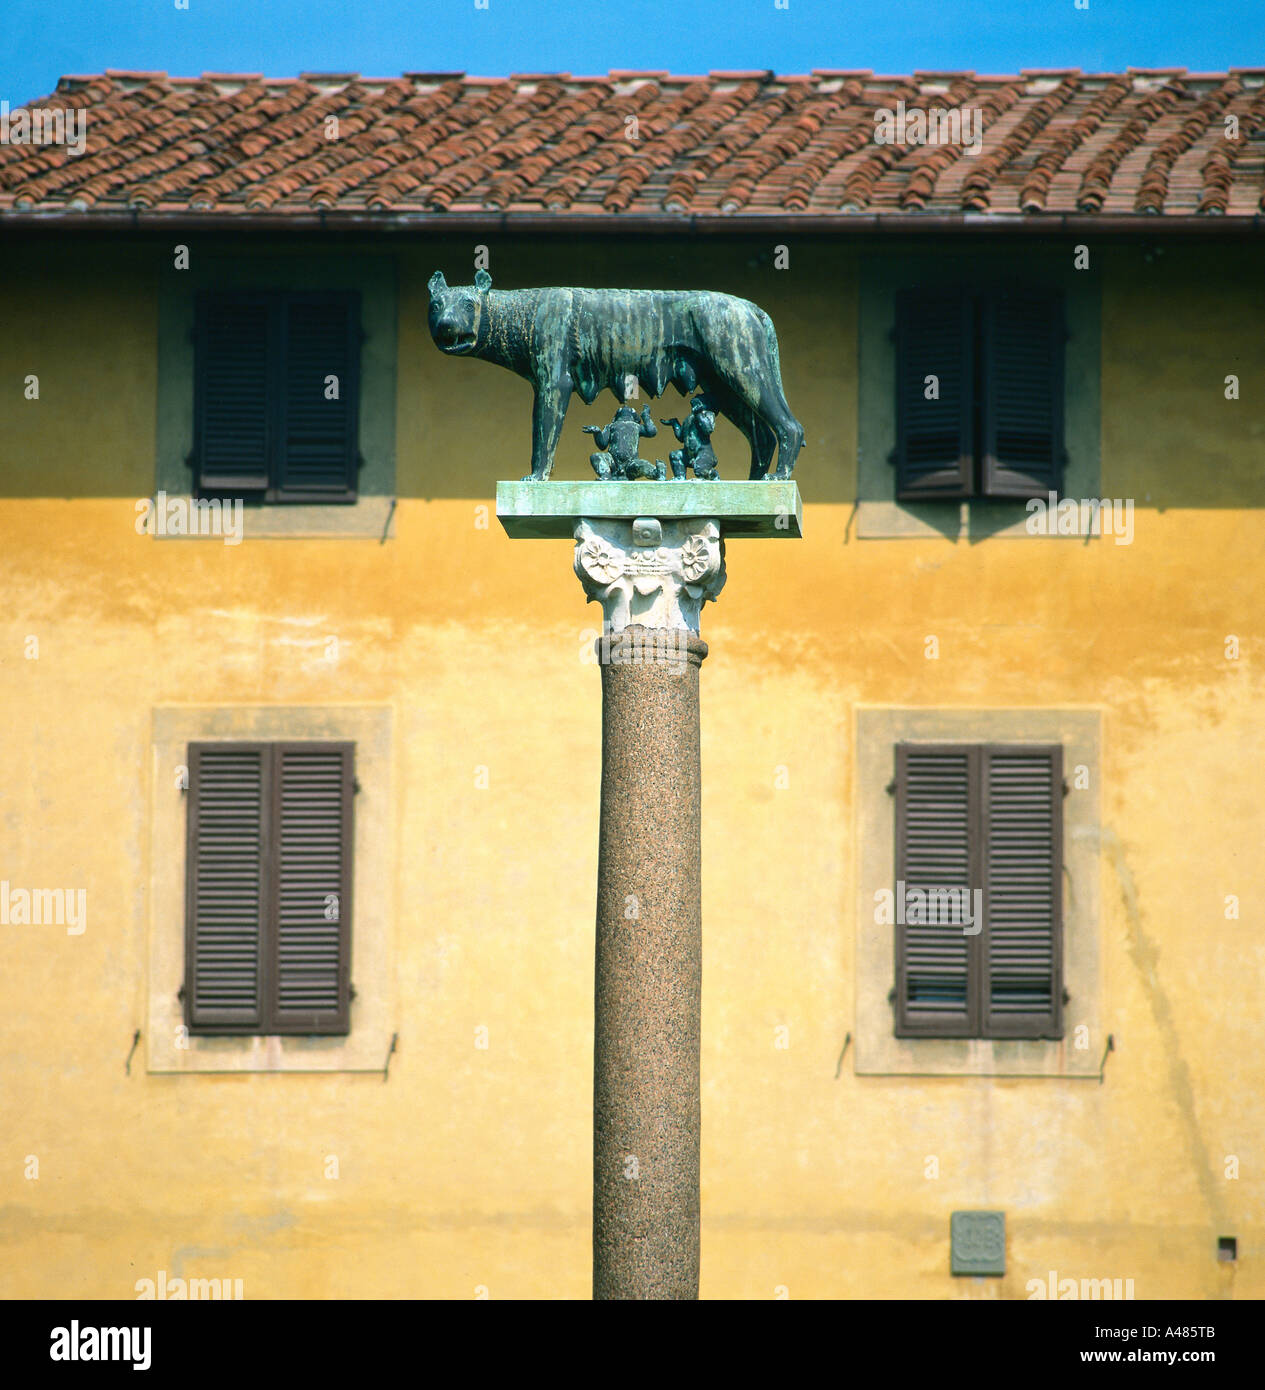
[2,69,1265,221]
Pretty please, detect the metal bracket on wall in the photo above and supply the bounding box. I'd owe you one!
[834,1032,852,1079]
[379,496,397,545]
[382,1031,398,1083]
[1098,1033,1115,1084]
[124,1029,141,1075]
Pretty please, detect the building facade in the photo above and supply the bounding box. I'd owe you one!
[1,69,1263,1298]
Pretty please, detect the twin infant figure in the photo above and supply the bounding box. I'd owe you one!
[584,398,719,482]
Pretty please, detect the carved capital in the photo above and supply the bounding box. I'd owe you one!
[573,516,726,634]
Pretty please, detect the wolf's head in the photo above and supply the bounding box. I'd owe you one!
[427,269,492,355]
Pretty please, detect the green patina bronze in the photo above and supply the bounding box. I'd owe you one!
[495,479,803,538]
[662,398,720,480]
[584,404,665,482]
[427,270,804,482]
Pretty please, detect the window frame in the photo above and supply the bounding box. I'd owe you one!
[854,248,1101,543]
[853,708,1100,1078]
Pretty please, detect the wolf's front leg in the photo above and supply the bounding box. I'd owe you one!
[526,378,571,481]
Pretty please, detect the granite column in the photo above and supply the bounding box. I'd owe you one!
[592,623,707,1299]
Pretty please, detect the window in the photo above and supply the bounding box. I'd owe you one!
[184,742,354,1036]
[894,286,1066,502]
[893,742,1063,1041]
[192,290,361,503]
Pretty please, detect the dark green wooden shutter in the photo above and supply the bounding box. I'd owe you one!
[193,293,274,495]
[980,288,1066,499]
[185,744,267,1031]
[272,744,353,1034]
[277,293,360,501]
[893,288,974,500]
[981,745,1063,1039]
[894,744,979,1037]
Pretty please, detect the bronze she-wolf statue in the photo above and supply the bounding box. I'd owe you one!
[427,270,804,482]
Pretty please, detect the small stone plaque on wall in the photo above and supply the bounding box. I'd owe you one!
[950,1210,1006,1276]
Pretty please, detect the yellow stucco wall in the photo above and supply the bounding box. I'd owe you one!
[0,234,1262,1299]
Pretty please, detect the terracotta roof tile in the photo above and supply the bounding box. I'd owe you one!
[2,70,1262,219]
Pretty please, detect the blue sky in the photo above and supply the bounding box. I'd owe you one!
[4,0,1263,106]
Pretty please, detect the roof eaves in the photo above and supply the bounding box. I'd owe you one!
[2,207,1261,236]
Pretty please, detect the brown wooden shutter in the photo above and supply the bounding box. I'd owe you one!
[277,293,360,502]
[192,292,274,496]
[981,745,1063,1039]
[893,287,974,500]
[186,742,353,1036]
[894,744,979,1037]
[980,287,1066,499]
[272,743,353,1034]
[185,744,268,1031]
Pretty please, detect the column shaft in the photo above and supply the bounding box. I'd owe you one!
[592,625,707,1300]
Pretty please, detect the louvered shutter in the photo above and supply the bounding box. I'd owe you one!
[893,288,974,500]
[193,293,274,494]
[272,744,353,1034]
[894,744,979,1038]
[185,744,267,1031]
[980,288,1066,499]
[277,293,360,501]
[981,745,1063,1039]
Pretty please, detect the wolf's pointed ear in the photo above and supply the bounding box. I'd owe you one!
[474,269,493,292]
[428,271,447,297]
